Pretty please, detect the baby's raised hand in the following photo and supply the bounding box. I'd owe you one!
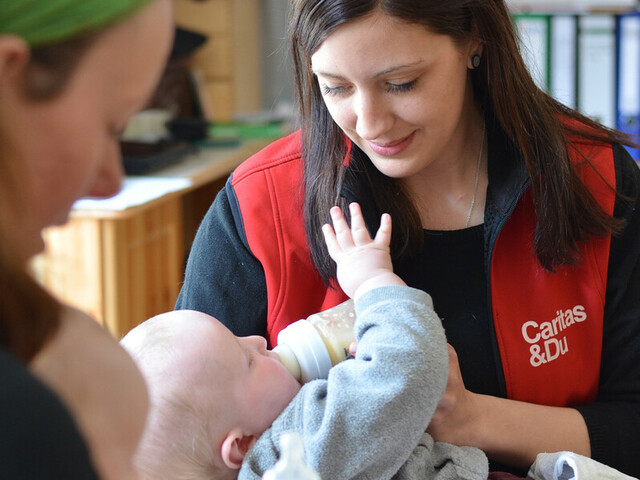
[322,203,405,299]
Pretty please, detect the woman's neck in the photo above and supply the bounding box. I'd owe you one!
[400,116,488,231]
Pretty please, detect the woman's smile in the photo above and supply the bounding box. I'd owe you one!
[368,131,416,157]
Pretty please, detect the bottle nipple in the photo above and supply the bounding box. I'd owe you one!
[261,431,321,480]
[272,343,301,381]
[273,320,332,383]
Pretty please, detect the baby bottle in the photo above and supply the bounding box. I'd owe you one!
[273,299,355,383]
[261,431,320,480]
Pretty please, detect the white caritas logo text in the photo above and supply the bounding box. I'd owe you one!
[521,305,587,367]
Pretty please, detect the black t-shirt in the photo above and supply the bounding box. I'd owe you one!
[395,224,501,397]
[396,226,523,475]
[0,348,98,479]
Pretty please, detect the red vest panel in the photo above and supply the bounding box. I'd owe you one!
[232,132,348,347]
[491,143,616,406]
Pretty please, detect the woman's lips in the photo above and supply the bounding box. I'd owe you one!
[368,132,415,156]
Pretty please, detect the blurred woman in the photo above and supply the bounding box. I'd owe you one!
[0,1,173,477]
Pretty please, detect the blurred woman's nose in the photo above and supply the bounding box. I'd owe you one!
[354,91,393,140]
[87,149,124,198]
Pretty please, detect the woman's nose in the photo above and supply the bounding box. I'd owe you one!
[87,148,124,199]
[354,92,392,140]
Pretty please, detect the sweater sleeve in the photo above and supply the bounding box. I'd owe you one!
[395,434,489,480]
[574,145,640,478]
[174,177,268,337]
[240,287,486,480]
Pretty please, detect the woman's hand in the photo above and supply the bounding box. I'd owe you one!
[427,344,480,446]
[427,344,591,470]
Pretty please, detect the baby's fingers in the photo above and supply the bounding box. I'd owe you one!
[329,206,356,249]
[322,223,341,261]
[373,213,392,248]
[348,203,373,246]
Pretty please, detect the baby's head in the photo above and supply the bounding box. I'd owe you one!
[31,307,149,480]
[121,309,301,480]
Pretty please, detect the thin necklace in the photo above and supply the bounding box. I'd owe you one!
[465,123,486,228]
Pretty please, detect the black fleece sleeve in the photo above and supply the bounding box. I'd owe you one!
[175,177,268,337]
[574,145,640,478]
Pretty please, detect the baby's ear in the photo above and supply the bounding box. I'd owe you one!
[220,429,257,469]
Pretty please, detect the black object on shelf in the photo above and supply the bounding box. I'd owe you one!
[121,140,195,175]
[166,117,211,142]
[120,26,209,175]
[171,27,207,60]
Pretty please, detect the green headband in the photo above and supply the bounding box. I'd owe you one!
[1,0,156,47]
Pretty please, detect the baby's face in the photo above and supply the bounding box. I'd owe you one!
[179,311,302,436]
[223,331,303,435]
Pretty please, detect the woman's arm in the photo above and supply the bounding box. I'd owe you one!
[574,144,640,475]
[427,346,589,469]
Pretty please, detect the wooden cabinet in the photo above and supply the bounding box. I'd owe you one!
[175,0,262,121]
[33,198,183,339]
[32,140,271,339]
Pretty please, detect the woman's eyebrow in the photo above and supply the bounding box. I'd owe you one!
[312,60,423,79]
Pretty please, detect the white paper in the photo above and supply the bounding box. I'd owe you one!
[73,177,192,211]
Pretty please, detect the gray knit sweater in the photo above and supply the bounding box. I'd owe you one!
[238,286,488,479]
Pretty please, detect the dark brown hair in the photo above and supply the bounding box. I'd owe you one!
[289,0,629,284]
[0,35,97,361]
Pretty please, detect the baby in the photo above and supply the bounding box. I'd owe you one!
[122,203,488,480]
[30,306,149,480]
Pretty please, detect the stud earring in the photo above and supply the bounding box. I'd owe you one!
[471,54,481,69]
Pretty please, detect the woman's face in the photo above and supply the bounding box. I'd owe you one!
[311,11,479,180]
[0,0,174,256]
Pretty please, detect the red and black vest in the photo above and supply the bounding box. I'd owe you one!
[231,130,615,408]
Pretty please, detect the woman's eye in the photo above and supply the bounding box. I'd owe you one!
[386,79,418,93]
[321,84,348,97]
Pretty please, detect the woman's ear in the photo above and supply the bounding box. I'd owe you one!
[220,428,258,469]
[466,21,484,70]
[0,35,30,81]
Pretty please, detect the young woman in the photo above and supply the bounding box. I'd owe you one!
[176,1,640,476]
[0,0,173,477]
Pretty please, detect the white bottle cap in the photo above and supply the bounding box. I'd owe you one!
[274,320,332,383]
